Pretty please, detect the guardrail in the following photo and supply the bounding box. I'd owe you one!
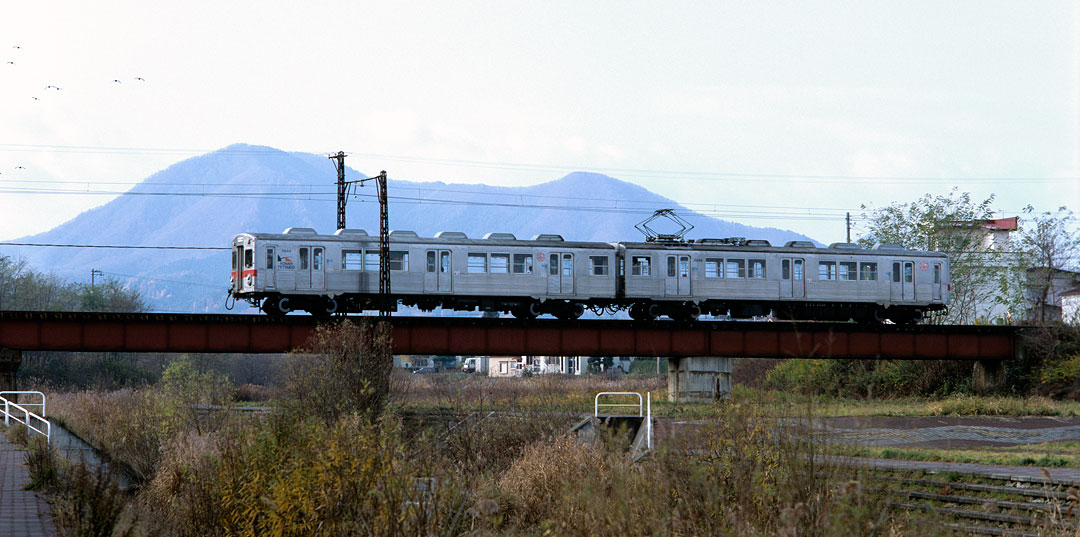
[0,391,50,444]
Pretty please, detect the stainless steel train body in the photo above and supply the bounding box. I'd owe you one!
[231,228,949,322]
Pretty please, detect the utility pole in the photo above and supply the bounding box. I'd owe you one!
[328,152,391,318]
[91,269,102,288]
[846,212,852,243]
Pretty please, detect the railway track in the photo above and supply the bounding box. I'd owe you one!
[865,470,1079,535]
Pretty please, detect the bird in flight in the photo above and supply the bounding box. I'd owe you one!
[5,61,12,65]
[45,85,61,90]
[113,79,122,83]
[134,77,145,81]
[12,45,20,49]
[15,166,25,169]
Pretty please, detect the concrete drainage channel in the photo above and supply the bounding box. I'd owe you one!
[569,392,654,462]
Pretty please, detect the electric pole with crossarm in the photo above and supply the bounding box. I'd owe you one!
[329,152,391,318]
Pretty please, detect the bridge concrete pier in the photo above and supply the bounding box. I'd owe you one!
[973,359,1006,393]
[667,357,733,403]
[0,348,20,392]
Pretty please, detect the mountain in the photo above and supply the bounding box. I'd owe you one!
[9,144,817,312]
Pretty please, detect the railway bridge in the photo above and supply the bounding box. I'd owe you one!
[0,311,1021,401]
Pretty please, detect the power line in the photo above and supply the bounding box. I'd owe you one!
[98,270,222,289]
[1,142,1075,184]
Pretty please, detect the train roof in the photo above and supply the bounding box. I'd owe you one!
[233,229,616,249]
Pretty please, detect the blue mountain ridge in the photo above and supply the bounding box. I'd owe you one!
[9,144,818,312]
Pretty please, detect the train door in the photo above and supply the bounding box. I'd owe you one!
[665,255,690,296]
[296,247,311,289]
[263,246,276,290]
[548,252,573,294]
[424,250,452,293]
[561,253,574,293]
[889,260,915,301]
[932,262,942,300]
[310,247,325,290]
[232,245,244,294]
[781,258,805,298]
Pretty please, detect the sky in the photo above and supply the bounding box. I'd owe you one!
[1,0,1078,245]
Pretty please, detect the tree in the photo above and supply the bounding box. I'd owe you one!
[859,189,1011,324]
[1014,205,1080,323]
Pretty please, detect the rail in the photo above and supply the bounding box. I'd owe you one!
[0,391,50,444]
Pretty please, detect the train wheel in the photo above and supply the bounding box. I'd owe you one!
[557,302,584,320]
[873,307,887,324]
[645,303,660,321]
[513,301,540,320]
[320,297,340,316]
[263,296,290,316]
[261,297,282,316]
[683,302,701,322]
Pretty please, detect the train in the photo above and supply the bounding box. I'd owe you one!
[229,227,949,323]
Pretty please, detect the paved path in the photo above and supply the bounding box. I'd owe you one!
[0,435,57,537]
[817,416,1080,449]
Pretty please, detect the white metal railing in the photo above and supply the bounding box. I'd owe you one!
[595,391,643,417]
[593,391,652,450]
[0,391,50,444]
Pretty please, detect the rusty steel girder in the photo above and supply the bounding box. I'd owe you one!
[0,311,1019,360]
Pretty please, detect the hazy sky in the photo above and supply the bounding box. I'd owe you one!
[1,0,1077,244]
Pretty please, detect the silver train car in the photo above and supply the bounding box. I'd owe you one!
[230,228,949,323]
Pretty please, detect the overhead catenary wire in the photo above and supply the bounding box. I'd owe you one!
[0,142,1075,185]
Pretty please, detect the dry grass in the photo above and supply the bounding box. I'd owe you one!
[395,373,665,413]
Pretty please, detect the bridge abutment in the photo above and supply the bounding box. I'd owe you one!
[0,349,20,392]
[667,357,733,403]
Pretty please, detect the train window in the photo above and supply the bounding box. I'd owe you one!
[244,249,254,269]
[749,259,766,279]
[550,254,559,275]
[365,252,379,271]
[299,248,309,270]
[793,259,804,280]
[725,259,745,279]
[933,264,940,284]
[512,254,533,274]
[343,250,363,270]
[818,261,837,280]
[705,258,721,278]
[266,248,274,270]
[632,256,651,276]
[389,251,408,271]
[859,262,877,281]
[590,256,609,276]
[892,262,901,283]
[838,262,856,281]
[440,252,451,273]
[667,257,676,278]
[232,250,237,270]
[426,251,436,273]
[468,253,487,273]
[491,253,510,274]
[782,260,790,280]
[562,254,573,276]
[313,248,323,271]
[904,262,913,283]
